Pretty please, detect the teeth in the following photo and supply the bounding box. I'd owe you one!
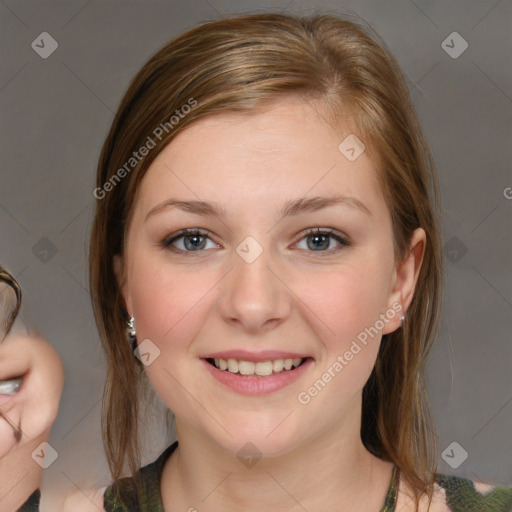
[227,359,238,373]
[213,357,304,376]
[239,361,255,375]
[213,358,229,370]
[255,361,273,376]
[273,359,284,372]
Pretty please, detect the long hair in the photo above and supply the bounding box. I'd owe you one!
[89,12,442,508]
[0,265,22,342]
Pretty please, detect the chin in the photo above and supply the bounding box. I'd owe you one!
[204,419,304,461]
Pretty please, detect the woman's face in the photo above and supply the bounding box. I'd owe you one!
[118,96,424,457]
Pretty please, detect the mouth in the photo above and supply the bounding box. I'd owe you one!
[200,351,314,395]
[205,357,310,377]
[202,356,314,395]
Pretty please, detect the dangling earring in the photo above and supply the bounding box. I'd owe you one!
[400,313,406,327]
[126,315,137,349]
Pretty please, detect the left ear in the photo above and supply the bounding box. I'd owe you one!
[382,227,426,334]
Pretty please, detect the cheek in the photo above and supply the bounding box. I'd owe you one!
[129,261,211,349]
[129,265,212,414]
[295,260,391,349]
[292,268,388,413]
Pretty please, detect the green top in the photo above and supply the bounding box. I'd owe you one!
[16,489,40,512]
[104,442,512,512]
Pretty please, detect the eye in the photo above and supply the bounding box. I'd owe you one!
[294,228,350,253]
[160,227,349,256]
[161,229,219,253]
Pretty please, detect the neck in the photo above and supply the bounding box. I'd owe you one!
[162,406,394,511]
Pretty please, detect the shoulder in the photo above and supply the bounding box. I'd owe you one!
[62,485,107,512]
[433,473,512,512]
[396,472,512,512]
[102,442,178,512]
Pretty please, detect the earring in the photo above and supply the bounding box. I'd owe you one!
[400,313,406,327]
[126,315,136,348]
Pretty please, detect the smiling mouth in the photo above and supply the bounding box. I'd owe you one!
[205,357,310,377]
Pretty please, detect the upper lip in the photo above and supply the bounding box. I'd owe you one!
[201,350,311,362]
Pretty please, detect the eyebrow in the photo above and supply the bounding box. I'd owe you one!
[145,194,371,222]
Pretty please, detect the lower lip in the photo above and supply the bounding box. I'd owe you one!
[201,358,314,395]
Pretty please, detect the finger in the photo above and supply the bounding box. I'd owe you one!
[0,402,23,458]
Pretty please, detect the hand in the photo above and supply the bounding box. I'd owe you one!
[0,266,64,511]
[0,331,64,511]
[0,331,64,459]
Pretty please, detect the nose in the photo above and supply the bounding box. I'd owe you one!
[218,247,292,335]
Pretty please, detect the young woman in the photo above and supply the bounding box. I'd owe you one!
[0,266,64,512]
[81,12,511,512]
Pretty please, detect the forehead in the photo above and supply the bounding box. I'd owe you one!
[134,96,386,220]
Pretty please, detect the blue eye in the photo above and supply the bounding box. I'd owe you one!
[162,229,218,253]
[161,227,350,256]
[295,228,350,253]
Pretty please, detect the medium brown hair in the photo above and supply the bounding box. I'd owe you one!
[90,12,442,507]
[0,265,22,342]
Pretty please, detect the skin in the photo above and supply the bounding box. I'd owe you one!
[0,329,64,511]
[111,95,428,511]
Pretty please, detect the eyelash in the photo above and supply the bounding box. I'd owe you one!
[160,228,350,256]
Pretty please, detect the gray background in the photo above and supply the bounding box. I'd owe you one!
[1,0,511,509]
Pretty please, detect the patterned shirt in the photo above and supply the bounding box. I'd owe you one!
[103,442,512,511]
[16,489,40,512]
